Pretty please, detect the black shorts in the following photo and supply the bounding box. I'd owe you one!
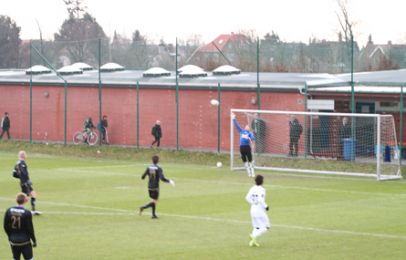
[11,244,33,260]
[148,189,159,200]
[21,183,33,196]
[240,145,252,162]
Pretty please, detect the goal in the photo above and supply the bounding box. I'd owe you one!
[230,109,402,180]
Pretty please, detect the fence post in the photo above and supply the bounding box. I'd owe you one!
[29,41,33,143]
[217,83,221,153]
[175,38,179,150]
[400,85,404,166]
[136,81,140,148]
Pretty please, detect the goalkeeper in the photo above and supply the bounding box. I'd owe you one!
[139,155,175,219]
[231,113,255,177]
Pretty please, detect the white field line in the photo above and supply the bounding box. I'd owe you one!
[1,198,405,240]
[5,204,406,241]
[39,165,406,197]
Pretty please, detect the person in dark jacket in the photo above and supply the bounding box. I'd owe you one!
[0,112,11,139]
[151,120,162,148]
[3,192,37,260]
[97,115,109,144]
[289,116,303,156]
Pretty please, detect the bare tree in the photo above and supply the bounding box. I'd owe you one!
[335,0,355,41]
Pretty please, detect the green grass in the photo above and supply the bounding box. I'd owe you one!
[0,143,405,259]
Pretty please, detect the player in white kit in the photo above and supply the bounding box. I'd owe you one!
[245,174,270,247]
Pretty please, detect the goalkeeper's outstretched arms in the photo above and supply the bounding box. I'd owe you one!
[231,113,243,132]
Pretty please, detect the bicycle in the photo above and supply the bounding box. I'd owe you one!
[73,130,98,145]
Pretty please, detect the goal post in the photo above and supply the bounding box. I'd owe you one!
[230,109,402,181]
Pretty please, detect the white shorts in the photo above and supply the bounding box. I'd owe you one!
[251,208,270,229]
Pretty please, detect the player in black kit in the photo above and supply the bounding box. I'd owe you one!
[139,155,175,219]
[12,151,40,215]
[3,192,37,260]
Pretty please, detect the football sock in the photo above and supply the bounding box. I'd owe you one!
[151,203,156,216]
[249,162,255,176]
[244,162,250,176]
[252,227,268,238]
[31,197,36,211]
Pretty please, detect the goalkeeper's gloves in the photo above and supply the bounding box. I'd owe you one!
[169,179,175,187]
[265,206,269,211]
[32,241,37,247]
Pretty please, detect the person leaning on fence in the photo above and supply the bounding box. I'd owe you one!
[0,111,11,139]
[151,120,162,148]
[97,115,109,144]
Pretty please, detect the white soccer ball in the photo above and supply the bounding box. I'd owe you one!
[216,162,222,167]
[97,150,101,154]
[210,99,219,106]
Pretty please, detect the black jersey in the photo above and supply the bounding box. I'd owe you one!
[3,206,36,246]
[13,160,30,185]
[141,164,170,189]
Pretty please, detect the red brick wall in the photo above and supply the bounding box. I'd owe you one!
[0,84,305,151]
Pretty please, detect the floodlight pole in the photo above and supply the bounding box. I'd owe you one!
[256,37,261,110]
[175,38,179,150]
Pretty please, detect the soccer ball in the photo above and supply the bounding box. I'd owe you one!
[216,162,222,167]
[97,150,101,154]
[210,99,219,106]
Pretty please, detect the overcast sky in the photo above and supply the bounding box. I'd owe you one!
[2,0,406,46]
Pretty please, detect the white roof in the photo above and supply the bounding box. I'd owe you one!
[71,62,93,70]
[100,63,125,71]
[25,65,51,74]
[213,65,241,74]
[312,86,404,94]
[178,65,207,77]
[57,65,83,74]
[143,67,170,76]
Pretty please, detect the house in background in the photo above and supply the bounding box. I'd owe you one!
[358,35,406,71]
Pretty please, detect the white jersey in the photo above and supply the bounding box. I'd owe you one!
[245,185,268,212]
[246,185,270,229]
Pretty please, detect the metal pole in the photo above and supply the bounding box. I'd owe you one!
[98,39,102,145]
[400,85,404,166]
[176,38,179,150]
[29,41,33,143]
[64,81,67,145]
[217,82,221,153]
[304,83,308,158]
[350,34,356,160]
[136,81,140,148]
[256,37,261,110]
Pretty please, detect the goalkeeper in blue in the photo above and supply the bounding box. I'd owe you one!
[231,112,255,177]
[245,174,270,247]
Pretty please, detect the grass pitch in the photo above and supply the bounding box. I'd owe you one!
[0,145,405,259]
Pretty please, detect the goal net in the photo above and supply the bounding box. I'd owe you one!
[230,109,402,181]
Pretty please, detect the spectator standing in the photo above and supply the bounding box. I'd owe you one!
[0,112,11,139]
[289,116,303,156]
[151,120,162,148]
[97,115,109,144]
